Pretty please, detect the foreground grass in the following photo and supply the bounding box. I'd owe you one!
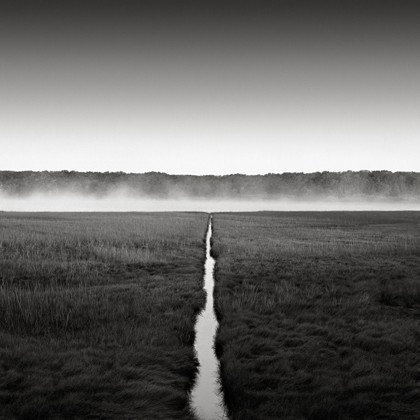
[0,212,208,419]
[212,212,420,420]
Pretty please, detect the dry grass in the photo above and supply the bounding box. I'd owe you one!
[212,211,420,420]
[0,212,208,420]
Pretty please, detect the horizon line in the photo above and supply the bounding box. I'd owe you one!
[2,169,420,177]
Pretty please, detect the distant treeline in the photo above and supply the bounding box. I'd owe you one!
[1,170,420,199]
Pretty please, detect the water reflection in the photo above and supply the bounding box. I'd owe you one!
[190,216,228,420]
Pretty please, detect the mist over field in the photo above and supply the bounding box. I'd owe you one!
[1,187,420,212]
[2,196,420,212]
[2,193,420,212]
[1,170,420,212]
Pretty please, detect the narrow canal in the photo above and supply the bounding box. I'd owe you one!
[190,215,228,420]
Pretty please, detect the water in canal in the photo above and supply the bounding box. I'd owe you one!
[190,215,228,420]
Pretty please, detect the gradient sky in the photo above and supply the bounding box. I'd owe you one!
[1,1,419,175]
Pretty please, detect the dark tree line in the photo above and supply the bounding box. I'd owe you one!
[0,170,420,199]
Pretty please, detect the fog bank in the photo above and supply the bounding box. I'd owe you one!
[1,192,420,212]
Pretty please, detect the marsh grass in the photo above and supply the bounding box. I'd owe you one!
[380,276,420,308]
[0,212,208,419]
[213,211,420,419]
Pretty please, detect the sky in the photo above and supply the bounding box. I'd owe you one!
[1,1,420,175]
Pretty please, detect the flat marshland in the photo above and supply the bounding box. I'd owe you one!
[0,212,208,419]
[212,212,420,419]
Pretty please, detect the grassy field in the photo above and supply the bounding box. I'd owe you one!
[212,212,420,420]
[0,212,209,420]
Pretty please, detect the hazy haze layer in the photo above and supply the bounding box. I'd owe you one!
[1,170,420,211]
[2,194,420,213]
